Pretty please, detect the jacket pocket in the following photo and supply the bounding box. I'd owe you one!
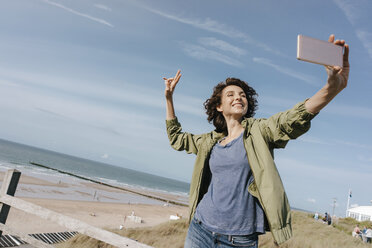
[247,181,259,199]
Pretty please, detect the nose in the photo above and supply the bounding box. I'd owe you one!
[235,94,242,100]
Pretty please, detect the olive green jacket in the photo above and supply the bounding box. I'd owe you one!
[165,100,317,245]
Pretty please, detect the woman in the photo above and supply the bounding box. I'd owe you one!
[163,35,349,247]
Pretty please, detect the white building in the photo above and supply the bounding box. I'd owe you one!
[346,206,372,221]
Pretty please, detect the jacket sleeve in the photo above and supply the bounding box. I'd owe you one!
[257,99,318,148]
[166,117,203,155]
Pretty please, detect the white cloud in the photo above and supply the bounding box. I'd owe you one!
[43,0,113,27]
[140,5,283,56]
[0,79,20,88]
[298,135,372,152]
[181,42,244,67]
[94,4,112,12]
[350,204,359,208]
[333,1,372,60]
[307,198,316,203]
[142,6,245,38]
[326,103,372,120]
[259,95,299,109]
[356,30,372,59]
[198,37,247,56]
[333,0,360,25]
[299,134,372,154]
[252,57,320,86]
[277,157,372,182]
[298,136,331,145]
[334,140,372,151]
[101,153,109,159]
[0,67,204,118]
[356,155,372,162]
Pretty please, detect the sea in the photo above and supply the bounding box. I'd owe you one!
[0,138,190,199]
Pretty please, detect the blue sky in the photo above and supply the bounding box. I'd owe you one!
[0,0,371,216]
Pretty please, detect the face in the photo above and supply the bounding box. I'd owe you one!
[216,85,248,119]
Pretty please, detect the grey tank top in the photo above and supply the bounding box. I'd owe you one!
[194,131,266,235]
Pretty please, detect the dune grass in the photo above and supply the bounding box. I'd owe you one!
[56,211,372,248]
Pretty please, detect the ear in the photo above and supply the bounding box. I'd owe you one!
[216,104,223,112]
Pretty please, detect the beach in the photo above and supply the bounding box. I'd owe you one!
[0,170,189,235]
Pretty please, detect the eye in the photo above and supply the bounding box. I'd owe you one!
[227,93,233,97]
[241,94,246,98]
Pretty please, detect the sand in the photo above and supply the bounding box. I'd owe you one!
[0,170,189,235]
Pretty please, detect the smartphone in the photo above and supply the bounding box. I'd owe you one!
[297,35,343,68]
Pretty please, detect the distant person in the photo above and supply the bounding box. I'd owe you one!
[327,214,332,225]
[163,35,349,247]
[366,228,372,243]
[352,224,361,238]
[314,212,319,220]
[361,226,367,242]
[323,212,328,223]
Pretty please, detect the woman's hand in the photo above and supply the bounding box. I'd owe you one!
[163,69,182,99]
[305,35,350,114]
[164,70,182,120]
[325,34,350,93]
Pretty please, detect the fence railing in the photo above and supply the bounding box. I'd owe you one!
[0,169,153,248]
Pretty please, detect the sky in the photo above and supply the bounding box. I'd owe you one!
[0,0,371,216]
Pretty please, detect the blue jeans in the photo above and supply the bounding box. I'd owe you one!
[184,216,258,248]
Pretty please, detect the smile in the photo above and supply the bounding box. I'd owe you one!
[232,103,243,107]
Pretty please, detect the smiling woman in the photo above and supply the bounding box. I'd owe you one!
[163,34,350,248]
[204,78,258,135]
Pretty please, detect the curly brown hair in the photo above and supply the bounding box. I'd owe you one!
[203,78,258,133]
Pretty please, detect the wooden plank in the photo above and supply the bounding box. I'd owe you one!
[0,223,53,248]
[0,194,152,248]
[0,169,21,237]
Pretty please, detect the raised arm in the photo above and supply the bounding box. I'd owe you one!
[259,35,350,148]
[163,70,203,155]
[163,69,182,120]
[305,34,350,114]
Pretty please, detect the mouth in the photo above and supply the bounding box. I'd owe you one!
[232,103,244,107]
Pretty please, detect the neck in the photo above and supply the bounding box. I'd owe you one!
[225,117,244,138]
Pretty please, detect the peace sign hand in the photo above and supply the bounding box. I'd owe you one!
[163,69,182,99]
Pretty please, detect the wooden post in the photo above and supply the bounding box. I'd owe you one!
[0,169,21,237]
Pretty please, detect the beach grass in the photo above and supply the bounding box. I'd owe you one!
[56,211,372,248]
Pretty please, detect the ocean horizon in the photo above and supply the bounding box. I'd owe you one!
[0,138,190,197]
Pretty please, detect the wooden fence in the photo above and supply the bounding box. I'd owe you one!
[0,169,153,248]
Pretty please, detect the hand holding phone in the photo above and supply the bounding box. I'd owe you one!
[302,34,350,114]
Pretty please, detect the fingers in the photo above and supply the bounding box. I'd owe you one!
[171,69,182,87]
[174,69,181,79]
[328,34,335,43]
[333,66,341,74]
[334,39,345,46]
[163,69,182,94]
[343,44,349,63]
[175,71,182,83]
[329,34,345,47]
[329,34,349,67]
[325,65,340,77]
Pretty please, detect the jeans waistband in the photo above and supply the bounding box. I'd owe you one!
[193,216,258,242]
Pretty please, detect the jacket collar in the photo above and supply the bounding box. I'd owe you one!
[241,117,254,138]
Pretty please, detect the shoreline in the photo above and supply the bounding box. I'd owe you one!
[29,162,188,207]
